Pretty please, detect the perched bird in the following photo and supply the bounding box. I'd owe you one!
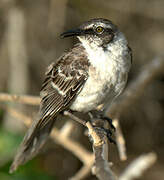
[10,18,132,173]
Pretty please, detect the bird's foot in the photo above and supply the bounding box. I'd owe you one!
[87,125,116,144]
[100,116,116,131]
[88,110,116,144]
[88,110,116,131]
[92,126,116,144]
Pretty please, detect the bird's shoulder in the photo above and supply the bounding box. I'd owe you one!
[39,43,90,119]
[48,43,90,77]
[41,43,90,99]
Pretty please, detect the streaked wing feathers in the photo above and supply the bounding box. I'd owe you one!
[39,61,88,128]
[10,44,89,173]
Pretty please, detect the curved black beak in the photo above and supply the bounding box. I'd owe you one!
[60,29,83,38]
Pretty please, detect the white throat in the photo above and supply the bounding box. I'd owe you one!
[78,33,129,79]
[71,34,131,112]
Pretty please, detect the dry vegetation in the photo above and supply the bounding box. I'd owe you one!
[0,0,164,180]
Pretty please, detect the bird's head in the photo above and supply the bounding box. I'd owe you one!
[60,18,125,49]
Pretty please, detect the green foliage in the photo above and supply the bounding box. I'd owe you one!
[0,109,4,119]
[0,128,21,158]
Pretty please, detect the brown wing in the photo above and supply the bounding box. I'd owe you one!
[10,46,89,173]
[38,61,88,128]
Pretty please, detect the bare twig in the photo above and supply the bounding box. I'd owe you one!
[86,121,104,146]
[0,104,94,180]
[0,93,40,105]
[2,104,158,180]
[2,105,94,165]
[92,143,117,180]
[0,104,31,126]
[60,121,74,137]
[55,114,96,180]
[87,121,117,180]
[69,163,93,180]
[107,57,164,162]
[119,152,157,180]
[64,110,86,126]
[51,127,94,165]
[54,124,94,180]
[113,119,127,161]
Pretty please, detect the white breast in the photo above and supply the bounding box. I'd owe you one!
[70,35,131,112]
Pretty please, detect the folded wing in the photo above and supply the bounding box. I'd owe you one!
[10,51,89,173]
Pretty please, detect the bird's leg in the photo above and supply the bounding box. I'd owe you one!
[100,116,116,131]
[89,126,116,144]
[63,110,116,144]
[88,110,116,144]
[88,110,115,131]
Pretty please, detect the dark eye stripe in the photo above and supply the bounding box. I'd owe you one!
[84,28,93,34]
[84,28,114,36]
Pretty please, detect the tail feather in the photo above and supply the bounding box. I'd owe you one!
[9,116,55,173]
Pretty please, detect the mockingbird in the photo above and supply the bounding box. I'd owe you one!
[10,18,132,173]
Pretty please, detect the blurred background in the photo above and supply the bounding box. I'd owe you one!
[0,0,164,179]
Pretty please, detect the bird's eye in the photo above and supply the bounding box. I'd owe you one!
[95,26,104,34]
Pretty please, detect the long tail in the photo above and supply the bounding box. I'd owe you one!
[9,116,55,173]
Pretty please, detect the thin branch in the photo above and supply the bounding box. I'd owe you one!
[0,104,94,179]
[107,57,164,161]
[60,121,75,138]
[64,110,86,127]
[92,144,117,180]
[87,121,117,180]
[51,127,94,165]
[86,121,104,146]
[0,104,31,126]
[69,163,93,180]
[119,152,157,180]
[113,119,127,161]
[0,93,40,105]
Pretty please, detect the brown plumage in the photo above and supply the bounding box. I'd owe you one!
[10,44,89,173]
